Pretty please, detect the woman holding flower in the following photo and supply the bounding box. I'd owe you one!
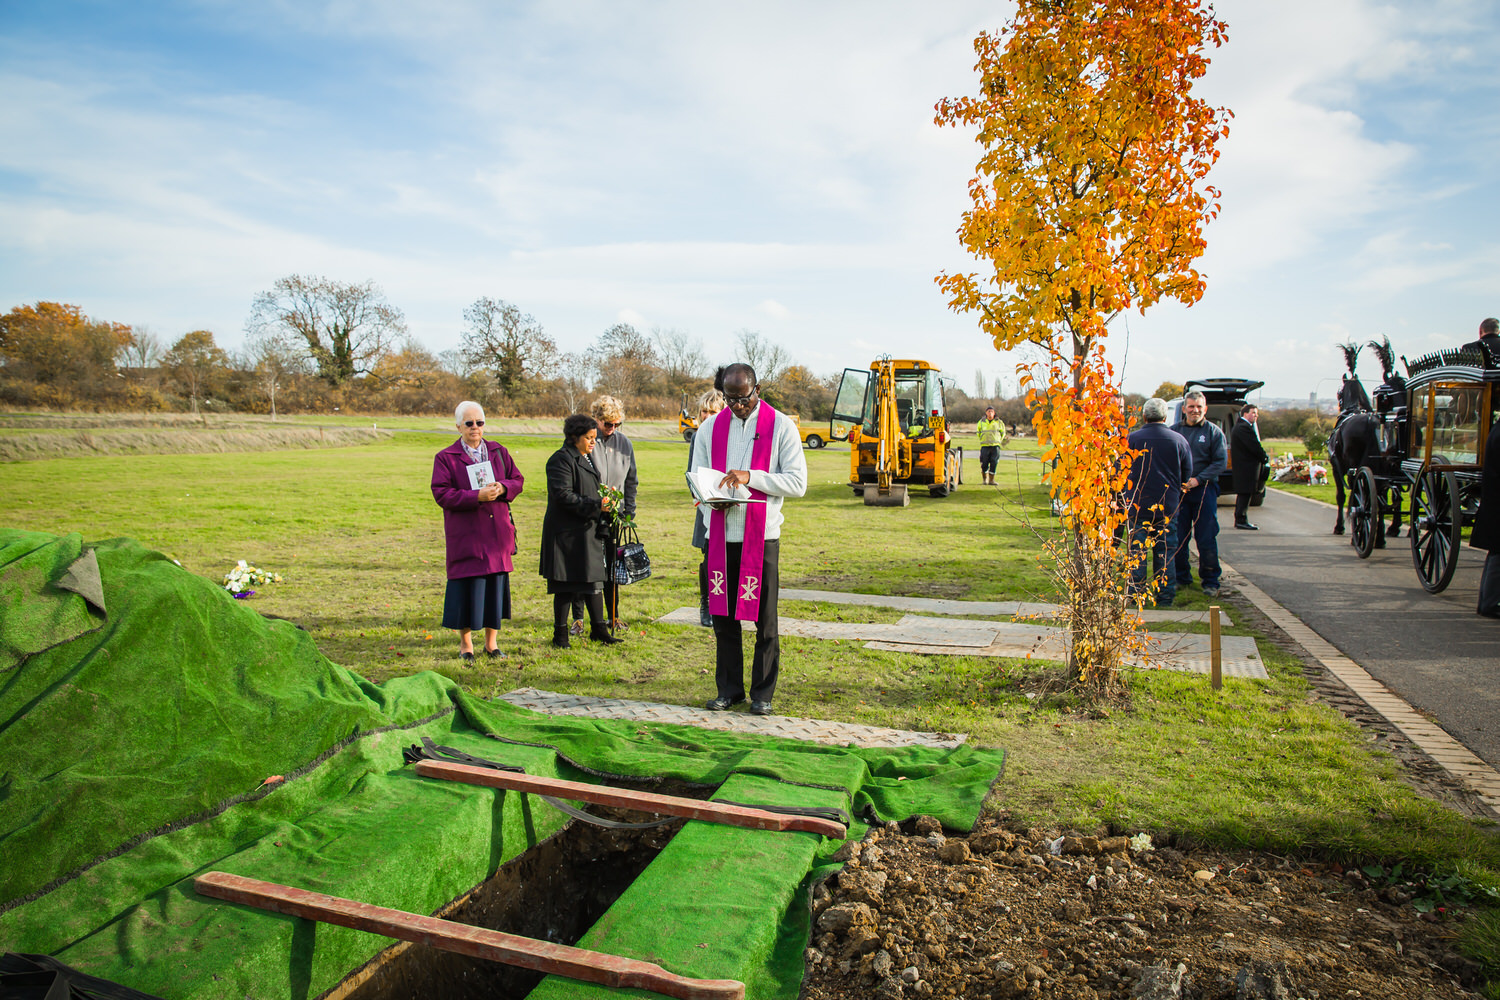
[431,401,524,662]
[539,413,622,648]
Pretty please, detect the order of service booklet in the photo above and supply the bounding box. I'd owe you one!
[685,467,766,505]
[467,460,496,490]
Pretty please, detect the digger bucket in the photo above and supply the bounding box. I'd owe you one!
[864,484,909,507]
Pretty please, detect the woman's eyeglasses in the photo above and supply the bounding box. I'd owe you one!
[601,421,622,428]
[464,420,485,427]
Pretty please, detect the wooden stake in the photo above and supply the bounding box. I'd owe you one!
[1209,605,1222,691]
[195,872,745,1000]
[415,760,847,839]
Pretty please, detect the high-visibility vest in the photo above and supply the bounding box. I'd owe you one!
[977,418,1006,448]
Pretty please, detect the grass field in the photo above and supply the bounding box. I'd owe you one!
[4,421,1497,895]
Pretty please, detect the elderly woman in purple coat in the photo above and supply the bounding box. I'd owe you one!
[431,401,524,662]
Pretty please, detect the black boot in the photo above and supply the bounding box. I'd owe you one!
[552,627,570,649]
[586,593,623,644]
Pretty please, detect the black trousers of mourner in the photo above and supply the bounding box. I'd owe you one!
[710,539,780,704]
[1478,550,1500,618]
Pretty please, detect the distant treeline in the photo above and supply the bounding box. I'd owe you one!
[0,280,1034,425]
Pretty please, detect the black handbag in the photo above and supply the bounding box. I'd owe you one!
[613,524,652,585]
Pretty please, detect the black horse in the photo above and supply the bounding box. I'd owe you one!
[1327,340,1403,541]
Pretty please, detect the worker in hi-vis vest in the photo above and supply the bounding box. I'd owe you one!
[976,406,1007,485]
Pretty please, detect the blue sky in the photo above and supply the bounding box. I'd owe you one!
[1,0,1496,402]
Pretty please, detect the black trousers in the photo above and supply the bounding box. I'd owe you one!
[1479,550,1500,617]
[710,539,780,703]
[1234,490,1252,525]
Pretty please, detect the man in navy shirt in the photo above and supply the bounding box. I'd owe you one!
[1170,390,1228,598]
[1126,398,1192,607]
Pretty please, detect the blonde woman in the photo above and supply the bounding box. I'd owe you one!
[688,389,727,626]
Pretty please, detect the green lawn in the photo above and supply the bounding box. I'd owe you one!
[3,427,1497,884]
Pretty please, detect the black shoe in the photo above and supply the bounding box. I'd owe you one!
[699,596,712,628]
[1234,522,1258,530]
[459,651,475,663]
[485,647,504,659]
[705,696,743,711]
[551,628,570,649]
[589,627,623,645]
[749,701,773,716]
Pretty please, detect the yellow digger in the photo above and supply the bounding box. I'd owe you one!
[830,358,962,506]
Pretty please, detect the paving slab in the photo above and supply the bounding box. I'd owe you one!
[655,607,1267,679]
[498,687,966,749]
[779,587,1211,624]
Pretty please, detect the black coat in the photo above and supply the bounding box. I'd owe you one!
[538,446,609,583]
[1125,422,1192,520]
[1230,419,1269,494]
[1469,428,1500,551]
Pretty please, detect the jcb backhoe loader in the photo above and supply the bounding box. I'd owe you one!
[829,358,962,506]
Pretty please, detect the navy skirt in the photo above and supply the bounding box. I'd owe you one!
[442,572,511,630]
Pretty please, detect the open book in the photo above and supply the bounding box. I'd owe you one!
[685,467,767,505]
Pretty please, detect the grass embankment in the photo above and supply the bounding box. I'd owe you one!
[2,426,1495,886]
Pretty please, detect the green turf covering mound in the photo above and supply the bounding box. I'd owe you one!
[0,530,1005,999]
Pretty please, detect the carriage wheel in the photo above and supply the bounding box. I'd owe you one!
[1350,466,1379,559]
[1409,470,1462,593]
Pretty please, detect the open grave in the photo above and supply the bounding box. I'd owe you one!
[0,529,1006,999]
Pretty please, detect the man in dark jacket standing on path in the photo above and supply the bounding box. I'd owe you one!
[1171,390,1228,598]
[1230,404,1270,529]
[1127,398,1192,606]
[1470,424,1500,618]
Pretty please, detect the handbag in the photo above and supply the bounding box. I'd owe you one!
[613,524,652,585]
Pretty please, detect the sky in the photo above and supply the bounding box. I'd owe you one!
[1,0,1496,404]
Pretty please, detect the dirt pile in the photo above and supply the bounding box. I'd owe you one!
[802,817,1482,999]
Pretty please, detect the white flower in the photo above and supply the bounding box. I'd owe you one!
[1129,832,1155,853]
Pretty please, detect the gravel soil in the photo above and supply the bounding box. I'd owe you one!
[801,818,1485,999]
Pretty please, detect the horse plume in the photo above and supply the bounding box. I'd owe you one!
[1367,336,1396,379]
[1339,341,1361,375]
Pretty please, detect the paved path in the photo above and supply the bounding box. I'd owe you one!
[1216,489,1500,782]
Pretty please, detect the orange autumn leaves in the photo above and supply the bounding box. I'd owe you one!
[934,0,1231,356]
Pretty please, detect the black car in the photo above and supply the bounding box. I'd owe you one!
[1165,378,1266,507]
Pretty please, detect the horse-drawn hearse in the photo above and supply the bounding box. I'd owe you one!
[1330,336,1499,593]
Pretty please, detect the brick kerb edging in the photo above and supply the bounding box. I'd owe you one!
[1220,558,1500,816]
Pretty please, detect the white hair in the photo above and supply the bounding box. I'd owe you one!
[454,401,484,427]
[1142,397,1169,422]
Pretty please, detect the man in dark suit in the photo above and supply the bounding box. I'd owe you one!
[1230,404,1270,529]
[1126,398,1192,606]
[1470,423,1500,618]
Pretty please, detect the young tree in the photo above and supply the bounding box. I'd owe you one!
[163,330,229,415]
[247,275,405,386]
[974,369,986,399]
[460,297,558,399]
[936,0,1230,695]
[245,332,303,420]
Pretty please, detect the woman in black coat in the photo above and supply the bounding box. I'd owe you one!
[539,414,622,647]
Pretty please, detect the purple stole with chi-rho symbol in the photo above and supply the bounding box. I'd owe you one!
[707,402,777,621]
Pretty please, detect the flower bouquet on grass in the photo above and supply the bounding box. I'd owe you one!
[223,560,283,599]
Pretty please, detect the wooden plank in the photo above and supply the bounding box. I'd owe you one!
[415,760,847,839]
[195,871,744,1000]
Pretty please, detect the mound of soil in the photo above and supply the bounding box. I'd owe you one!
[802,817,1483,999]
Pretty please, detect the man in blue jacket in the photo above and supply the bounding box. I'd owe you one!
[1170,390,1228,598]
[1127,398,1192,607]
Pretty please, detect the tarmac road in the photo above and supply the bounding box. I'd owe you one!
[1214,489,1500,769]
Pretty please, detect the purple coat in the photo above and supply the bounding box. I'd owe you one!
[431,439,525,580]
